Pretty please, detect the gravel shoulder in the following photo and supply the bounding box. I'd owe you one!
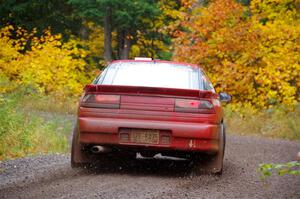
[0,135,299,199]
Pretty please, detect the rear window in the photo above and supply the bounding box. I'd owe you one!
[96,61,214,91]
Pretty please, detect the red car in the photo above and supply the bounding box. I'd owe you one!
[71,58,231,174]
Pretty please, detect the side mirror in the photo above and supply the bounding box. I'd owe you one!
[219,92,231,102]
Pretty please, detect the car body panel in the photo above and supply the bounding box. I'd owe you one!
[77,60,224,154]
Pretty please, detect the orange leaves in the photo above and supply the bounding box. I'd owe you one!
[173,0,299,108]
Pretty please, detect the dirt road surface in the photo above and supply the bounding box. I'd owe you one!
[0,135,299,199]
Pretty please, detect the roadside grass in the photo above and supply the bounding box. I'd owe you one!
[20,92,78,115]
[225,104,300,141]
[0,90,74,161]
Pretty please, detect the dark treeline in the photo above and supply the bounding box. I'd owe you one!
[0,0,185,61]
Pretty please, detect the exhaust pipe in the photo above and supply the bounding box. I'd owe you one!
[91,146,111,153]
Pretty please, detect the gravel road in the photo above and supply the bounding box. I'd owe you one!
[0,135,299,199]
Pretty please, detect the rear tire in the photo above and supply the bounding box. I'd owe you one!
[71,122,104,168]
[71,122,91,168]
[193,123,226,175]
[71,123,136,168]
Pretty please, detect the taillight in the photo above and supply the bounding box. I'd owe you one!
[81,94,120,108]
[175,99,214,113]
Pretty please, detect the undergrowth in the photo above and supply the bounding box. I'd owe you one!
[0,90,74,161]
[225,104,300,141]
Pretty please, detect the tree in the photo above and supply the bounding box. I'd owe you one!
[0,26,95,95]
[68,0,160,61]
[68,0,115,61]
[0,0,79,36]
[172,0,299,108]
[130,0,196,60]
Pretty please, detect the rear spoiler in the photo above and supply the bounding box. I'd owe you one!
[84,84,218,99]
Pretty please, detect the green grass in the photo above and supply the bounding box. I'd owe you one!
[225,105,300,141]
[0,90,74,161]
[20,92,78,115]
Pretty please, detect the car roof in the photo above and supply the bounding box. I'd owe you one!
[110,59,199,69]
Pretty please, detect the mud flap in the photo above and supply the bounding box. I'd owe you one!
[71,123,136,168]
[192,123,225,175]
[71,122,96,168]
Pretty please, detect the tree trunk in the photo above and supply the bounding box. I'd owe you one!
[79,21,89,40]
[118,30,131,60]
[103,7,112,62]
[121,33,131,59]
[117,29,124,59]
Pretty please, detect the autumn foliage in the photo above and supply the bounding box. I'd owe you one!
[0,0,299,109]
[173,0,299,109]
[0,26,95,95]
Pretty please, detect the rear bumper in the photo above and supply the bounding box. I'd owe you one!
[79,117,221,153]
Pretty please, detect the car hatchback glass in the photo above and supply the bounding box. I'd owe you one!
[98,62,200,90]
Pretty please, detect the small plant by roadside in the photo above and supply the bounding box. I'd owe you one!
[258,161,300,179]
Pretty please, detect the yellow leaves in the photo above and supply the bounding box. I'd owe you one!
[0,27,23,81]
[130,30,169,58]
[130,45,141,58]
[83,22,105,59]
[173,0,300,109]
[8,25,14,30]
[251,0,298,22]
[0,26,95,96]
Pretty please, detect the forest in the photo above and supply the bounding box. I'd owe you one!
[0,0,299,159]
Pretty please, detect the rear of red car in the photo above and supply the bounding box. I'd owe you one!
[71,60,229,174]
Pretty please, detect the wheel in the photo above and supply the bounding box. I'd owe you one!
[192,123,226,175]
[71,122,91,168]
[71,122,135,168]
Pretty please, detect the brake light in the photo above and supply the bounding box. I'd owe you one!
[175,99,214,113]
[81,94,120,108]
[85,84,97,92]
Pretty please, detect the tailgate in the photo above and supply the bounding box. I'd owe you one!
[120,95,175,112]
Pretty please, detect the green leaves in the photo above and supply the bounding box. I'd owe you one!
[68,0,159,30]
[258,161,300,179]
[0,0,79,35]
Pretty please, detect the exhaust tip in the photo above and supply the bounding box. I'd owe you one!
[91,146,110,153]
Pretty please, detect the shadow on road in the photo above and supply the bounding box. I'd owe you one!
[78,155,223,178]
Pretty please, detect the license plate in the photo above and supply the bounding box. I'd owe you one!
[130,129,159,144]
